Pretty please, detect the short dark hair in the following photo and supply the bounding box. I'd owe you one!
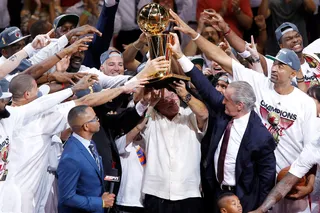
[217,192,237,209]
[307,85,320,102]
[29,20,50,39]
[67,105,89,127]
[9,74,35,100]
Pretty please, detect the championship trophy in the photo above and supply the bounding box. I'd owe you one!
[137,3,190,89]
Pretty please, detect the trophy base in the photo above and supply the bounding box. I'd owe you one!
[145,74,191,89]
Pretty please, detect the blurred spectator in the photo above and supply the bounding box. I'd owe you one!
[29,20,53,40]
[53,14,79,38]
[259,0,316,56]
[306,0,320,43]
[196,0,253,38]
[65,0,104,26]
[7,0,22,28]
[0,0,10,33]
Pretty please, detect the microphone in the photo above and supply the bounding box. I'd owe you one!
[104,168,120,212]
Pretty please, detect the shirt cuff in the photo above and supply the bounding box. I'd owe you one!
[125,76,137,85]
[177,55,194,73]
[23,43,36,57]
[104,0,117,7]
[135,101,148,116]
[58,35,69,48]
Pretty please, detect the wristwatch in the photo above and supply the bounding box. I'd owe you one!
[183,93,192,103]
[252,57,261,63]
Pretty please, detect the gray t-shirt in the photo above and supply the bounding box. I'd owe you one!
[266,0,308,56]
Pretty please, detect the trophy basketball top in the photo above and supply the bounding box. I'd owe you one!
[137,3,170,35]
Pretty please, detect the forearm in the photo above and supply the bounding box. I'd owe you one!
[235,12,253,30]
[123,40,144,71]
[0,49,28,79]
[23,48,69,79]
[304,0,316,13]
[252,61,264,74]
[258,0,270,18]
[78,87,125,107]
[183,40,198,56]
[257,173,299,212]
[185,95,208,128]
[225,29,247,53]
[296,71,308,93]
[257,29,267,54]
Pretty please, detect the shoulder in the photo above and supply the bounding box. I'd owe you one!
[249,112,275,142]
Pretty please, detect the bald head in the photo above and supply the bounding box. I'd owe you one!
[9,74,36,100]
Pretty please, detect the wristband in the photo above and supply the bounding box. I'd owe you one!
[296,77,304,81]
[145,113,151,119]
[224,27,231,36]
[23,43,36,57]
[192,33,200,41]
[83,10,92,17]
[132,42,141,51]
[55,53,62,60]
[61,83,65,89]
[238,50,251,58]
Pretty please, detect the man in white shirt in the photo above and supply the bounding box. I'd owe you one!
[2,73,144,213]
[170,10,319,213]
[141,84,208,213]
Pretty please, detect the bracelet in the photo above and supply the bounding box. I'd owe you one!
[145,113,151,119]
[297,79,305,83]
[252,58,260,63]
[83,10,92,17]
[192,33,200,41]
[132,42,141,51]
[296,77,304,81]
[55,53,62,60]
[224,27,231,36]
[61,83,65,89]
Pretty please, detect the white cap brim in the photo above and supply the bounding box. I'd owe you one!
[0,92,12,99]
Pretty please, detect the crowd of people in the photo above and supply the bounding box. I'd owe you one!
[0,0,320,213]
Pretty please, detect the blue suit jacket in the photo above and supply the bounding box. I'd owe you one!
[186,66,276,212]
[57,135,105,213]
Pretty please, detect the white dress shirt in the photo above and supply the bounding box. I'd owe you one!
[72,133,94,159]
[141,107,207,201]
[214,112,251,186]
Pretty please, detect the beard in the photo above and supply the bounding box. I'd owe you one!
[0,108,10,119]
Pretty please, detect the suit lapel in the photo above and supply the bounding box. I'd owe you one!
[235,111,254,183]
[72,136,103,180]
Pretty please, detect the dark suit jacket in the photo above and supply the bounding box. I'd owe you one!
[57,135,104,213]
[186,66,276,212]
[93,105,142,195]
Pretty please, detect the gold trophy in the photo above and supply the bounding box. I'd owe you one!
[137,3,190,89]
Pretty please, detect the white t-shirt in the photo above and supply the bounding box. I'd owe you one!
[115,135,145,207]
[141,107,206,201]
[0,88,73,212]
[232,59,319,173]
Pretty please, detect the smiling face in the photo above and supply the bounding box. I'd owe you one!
[100,56,124,76]
[280,30,303,54]
[155,89,180,119]
[69,51,85,71]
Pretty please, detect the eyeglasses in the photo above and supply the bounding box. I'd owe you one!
[82,116,99,127]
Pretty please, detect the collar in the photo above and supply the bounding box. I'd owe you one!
[73,132,91,148]
[233,111,251,127]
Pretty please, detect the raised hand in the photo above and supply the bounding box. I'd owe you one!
[122,78,149,94]
[202,10,228,33]
[64,36,94,55]
[66,25,102,41]
[56,55,71,72]
[31,29,53,49]
[71,74,96,93]
[169,9,197,38]
[141,88,161,107]
[52,72,94,85]
[245,35,259,61]
[254,15,266,31]
[167,33,183,59]
[140,56,170,77]
[102,192,115,208]
[231,0,240,14]
[170,80,188,98]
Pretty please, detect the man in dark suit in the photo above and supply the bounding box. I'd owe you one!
[57,105,115,213]
[166,32,277,212]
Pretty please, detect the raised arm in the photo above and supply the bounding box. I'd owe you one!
[303,0,316,13]
[170,9,233,75]
[24,36,93,80]
[171,80,208,130]
[257,0,270,19]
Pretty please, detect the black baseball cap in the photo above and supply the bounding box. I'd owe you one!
[0,27,30,49]
[53,14,79,29]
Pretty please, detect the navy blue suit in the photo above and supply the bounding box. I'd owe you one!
[186,66,276,212]
[57,135,104,213]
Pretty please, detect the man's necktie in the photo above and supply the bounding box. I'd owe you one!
[89,141,101,171]
[217,119,234,184]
